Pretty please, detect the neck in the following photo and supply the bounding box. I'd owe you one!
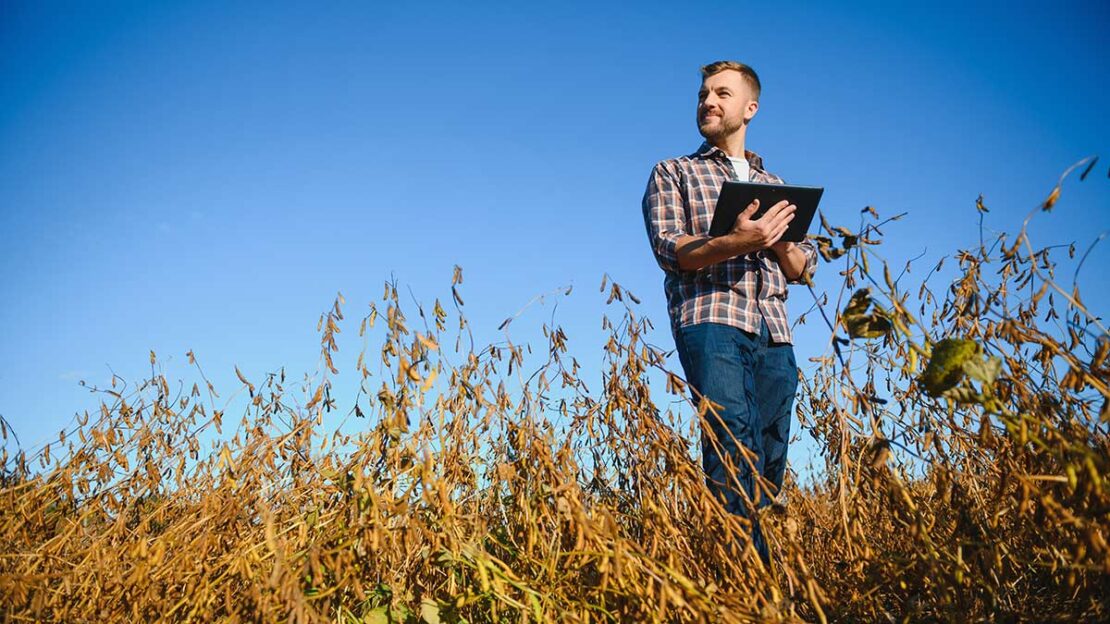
[710,126,747,158]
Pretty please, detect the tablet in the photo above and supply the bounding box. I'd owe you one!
[708,181,824,242]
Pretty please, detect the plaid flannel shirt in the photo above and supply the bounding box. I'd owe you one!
[642,142,817,344]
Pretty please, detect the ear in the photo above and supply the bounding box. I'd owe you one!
[744,99,759,122]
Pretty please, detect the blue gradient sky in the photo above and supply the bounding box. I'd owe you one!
[1,1,1107,456]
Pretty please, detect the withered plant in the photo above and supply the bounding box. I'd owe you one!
[2,161,1107,622]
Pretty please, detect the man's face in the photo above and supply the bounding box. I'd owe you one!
[697,70,759,142]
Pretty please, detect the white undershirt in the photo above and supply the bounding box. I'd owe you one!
[728,156,751,182]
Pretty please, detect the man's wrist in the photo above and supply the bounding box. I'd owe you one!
[721,232,756,256]
[769,241,797,259]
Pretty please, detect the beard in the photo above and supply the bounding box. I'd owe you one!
[697,113,744,142]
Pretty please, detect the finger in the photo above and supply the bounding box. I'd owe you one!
[739,199,760,221]
[775,216,796,237]
[762,199,792,220]
[765,208,797,232]
[772,202,796,220]
[771,220,792,244]
[767,216,793,241]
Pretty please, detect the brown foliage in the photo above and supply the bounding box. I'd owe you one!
[2,164,1108,622]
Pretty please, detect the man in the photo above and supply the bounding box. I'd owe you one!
[641,60,817,562]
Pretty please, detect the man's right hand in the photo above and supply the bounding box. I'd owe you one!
[725,199,796,255]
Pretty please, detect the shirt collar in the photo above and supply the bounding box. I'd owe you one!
[694,141,768,173]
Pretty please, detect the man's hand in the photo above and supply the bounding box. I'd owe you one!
[724,199,796,255]
[674,199,796,272]
[768,240,808,282]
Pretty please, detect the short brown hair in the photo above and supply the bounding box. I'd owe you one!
[700,60,761,100]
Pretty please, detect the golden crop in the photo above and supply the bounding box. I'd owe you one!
[2,162,1107,622]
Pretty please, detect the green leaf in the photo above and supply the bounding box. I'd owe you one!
[963,355,1001,386]
[921,338,980,397]
[420,598,442,624]
[362,607,389,624]
[530,593,543,621]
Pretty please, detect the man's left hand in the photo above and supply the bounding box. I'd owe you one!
[768,241,807,282]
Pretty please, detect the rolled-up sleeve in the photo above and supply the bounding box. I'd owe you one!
[790,239,818,284]
[642,162,686,274]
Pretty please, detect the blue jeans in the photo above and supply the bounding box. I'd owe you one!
[674,320,797,562]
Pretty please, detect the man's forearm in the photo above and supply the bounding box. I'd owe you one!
[675,234,753,271]
[769,242,808,281]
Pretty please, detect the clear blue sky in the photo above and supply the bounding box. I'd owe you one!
[2,1,1107,454]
